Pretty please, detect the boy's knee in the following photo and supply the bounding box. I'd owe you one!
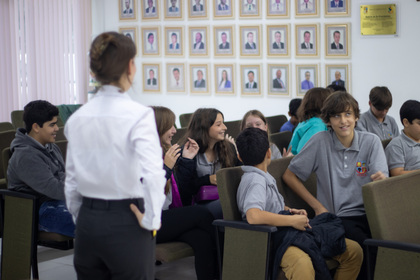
[281,246,315,279]
[342,238,363,265]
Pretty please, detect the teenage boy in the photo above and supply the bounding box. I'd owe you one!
[280,98,302,132]
[356,86,400,140]
[236,127,362,280]
[7,100,75,237]
[385,100,420,176]
[283,91,388,279]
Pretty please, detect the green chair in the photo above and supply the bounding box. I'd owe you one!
[0,122,14,132]
[266,115,288,134]
[172,127,187,145]
[57,104,82,124]
[179,113,193,128]
[0,131,16,189]
[270,131,293,154]
[362,170,420,280]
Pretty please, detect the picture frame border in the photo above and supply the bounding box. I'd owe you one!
[239,0,262,19]
[295,0,320,18]
[213,0,235,20]
[266,0,290,18]
[142,63,161,93]
[295,64,319,96]
[189,64,210,95]
[295,23,319,58]
[267,64,291,97]
[119,0,138,21]
[240,64,262,96]
[214,64,236,95]
[325,64,351,93]
[325,23,351,58]
[164,26,184,57]
[119,26,139,56]
[239,25,262,58]
[324,0,350,17]
[166,63,186,93]
[164,0,183,20]
[267,24,290,57]
[141,0,160,21]
[189,26,209,57]
[214,26,235,57]
[141,26,160,56]
[188,0,208,20]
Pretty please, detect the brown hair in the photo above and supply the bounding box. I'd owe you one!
[320,91,360,124]
[89,31,136,89]
[151,106,176,153]
[369,86,392,111]
[297,87,332,122]
[240,110,272,135]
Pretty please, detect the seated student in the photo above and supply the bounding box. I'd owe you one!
[239,109,291,160]
[385,100,420,176]
[7,100,75,237]
[176,108,239,219]
[280,98,302,132]
[236,127,362,280]
[150,106,218,280]
[283,91,388,280]
[289,87,332,155]
[356,86,400,140]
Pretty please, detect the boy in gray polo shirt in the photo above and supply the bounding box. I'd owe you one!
[356,86,400,140]
[236,127,362,280]
[283,91,388,280]
[385,100,420,176]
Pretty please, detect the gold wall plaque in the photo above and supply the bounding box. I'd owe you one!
[360,4,397,35]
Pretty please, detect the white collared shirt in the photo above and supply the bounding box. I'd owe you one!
[64,85,166,230]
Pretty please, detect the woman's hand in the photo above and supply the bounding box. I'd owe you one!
[209,174,217,185]
[164,144,181,169]
[282,146,293,157]
[225,134,238,153]
[182,138,199,159]
[289,208,307,216]
[130,204,161,231]
[290,215,311,231]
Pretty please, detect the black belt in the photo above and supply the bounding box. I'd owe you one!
[82,197,144,211]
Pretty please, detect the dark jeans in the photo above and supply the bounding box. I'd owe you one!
[39,200,75,237]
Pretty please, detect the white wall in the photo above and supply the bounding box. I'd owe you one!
[92,0,420,129]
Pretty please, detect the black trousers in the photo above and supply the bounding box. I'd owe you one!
[340,214,376,280]
[158,205,217,280]
[74,197,155,280]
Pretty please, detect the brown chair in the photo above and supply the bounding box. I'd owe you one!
[214,157,337,280]
[224,120,241,139]
[179,113,193,128]
[270,131,293,154]
[0,130,16,189]
[381,138,391,150]
[0,122,15,132]
[362,170,420,280]
[266,115,288,134]
[172,127,187,145]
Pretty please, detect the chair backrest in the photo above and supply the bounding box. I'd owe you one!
[0,130,16,180]
[216,156,317,221]
[179,113,193,128]
[172,127,187,145]
[270,131,292,153]
[56,126,67,141]
[11,110,25,129]
[266,115,288,134]
[0,122,15,132]
[2,147,12,185]
[362,170,420,244]
[57,104,81,124]
[224,120,241,139]
[381,138,391,150]
[55,140,68,161]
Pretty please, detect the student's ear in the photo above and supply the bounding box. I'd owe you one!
[266,148,271,160]
[288,111,292,117]
[402,118,409,127]
[32,123,40,133]
[127,58,135,75]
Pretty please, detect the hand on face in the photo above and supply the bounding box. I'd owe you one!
[164,144,181,169]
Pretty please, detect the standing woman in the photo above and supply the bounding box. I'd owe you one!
[64,32,166,279]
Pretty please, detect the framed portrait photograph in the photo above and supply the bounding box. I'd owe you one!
[325,0,350,17]
[164,27,184,56]
[214,26,234,57]
[190,64,210,94]
[188,0,208,19]
[326,64,350,93]
[167,63,186,93]
[164,0,183,20]
[119,27,139,56]
[267,0,289,18]
[295,24,319,57]
[325,23,350,58]
[240,25,261,57]
[189,26,209,57]
[119,0,137,21]
[141,0,159,20]
[240,64,261,96]
[213,0,234,19]
[295,0,319,17]
[214,64,235,95]
[267,25,290,57]
[141,27,160,56]
[240,0,261,18]
[142,63,160,92]
[296,64,319,96]
[268,64,290,96]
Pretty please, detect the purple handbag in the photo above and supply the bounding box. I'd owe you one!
[169,173,183,208]
[192,185,219,204]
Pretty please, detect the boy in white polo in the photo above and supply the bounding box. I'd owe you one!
[356,86,400,140]
[236,127,362,280]
[283,91,388,280]
[385,100,420,176]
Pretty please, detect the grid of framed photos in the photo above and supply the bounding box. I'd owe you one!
[118,0,352,97]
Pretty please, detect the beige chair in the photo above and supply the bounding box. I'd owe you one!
[270,131,293,154]
[266,115,288,134]
[362,170,420,280]
[0,122,14,132]
[0,130,16,189]
[224,120,241,139]
[179,113,193,128]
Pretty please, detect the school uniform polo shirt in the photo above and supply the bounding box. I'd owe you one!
[237,166,285,221]
[288,129,388,217]
[195,153,221,177]
[385,131,420,171]
[356,109,400,140]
